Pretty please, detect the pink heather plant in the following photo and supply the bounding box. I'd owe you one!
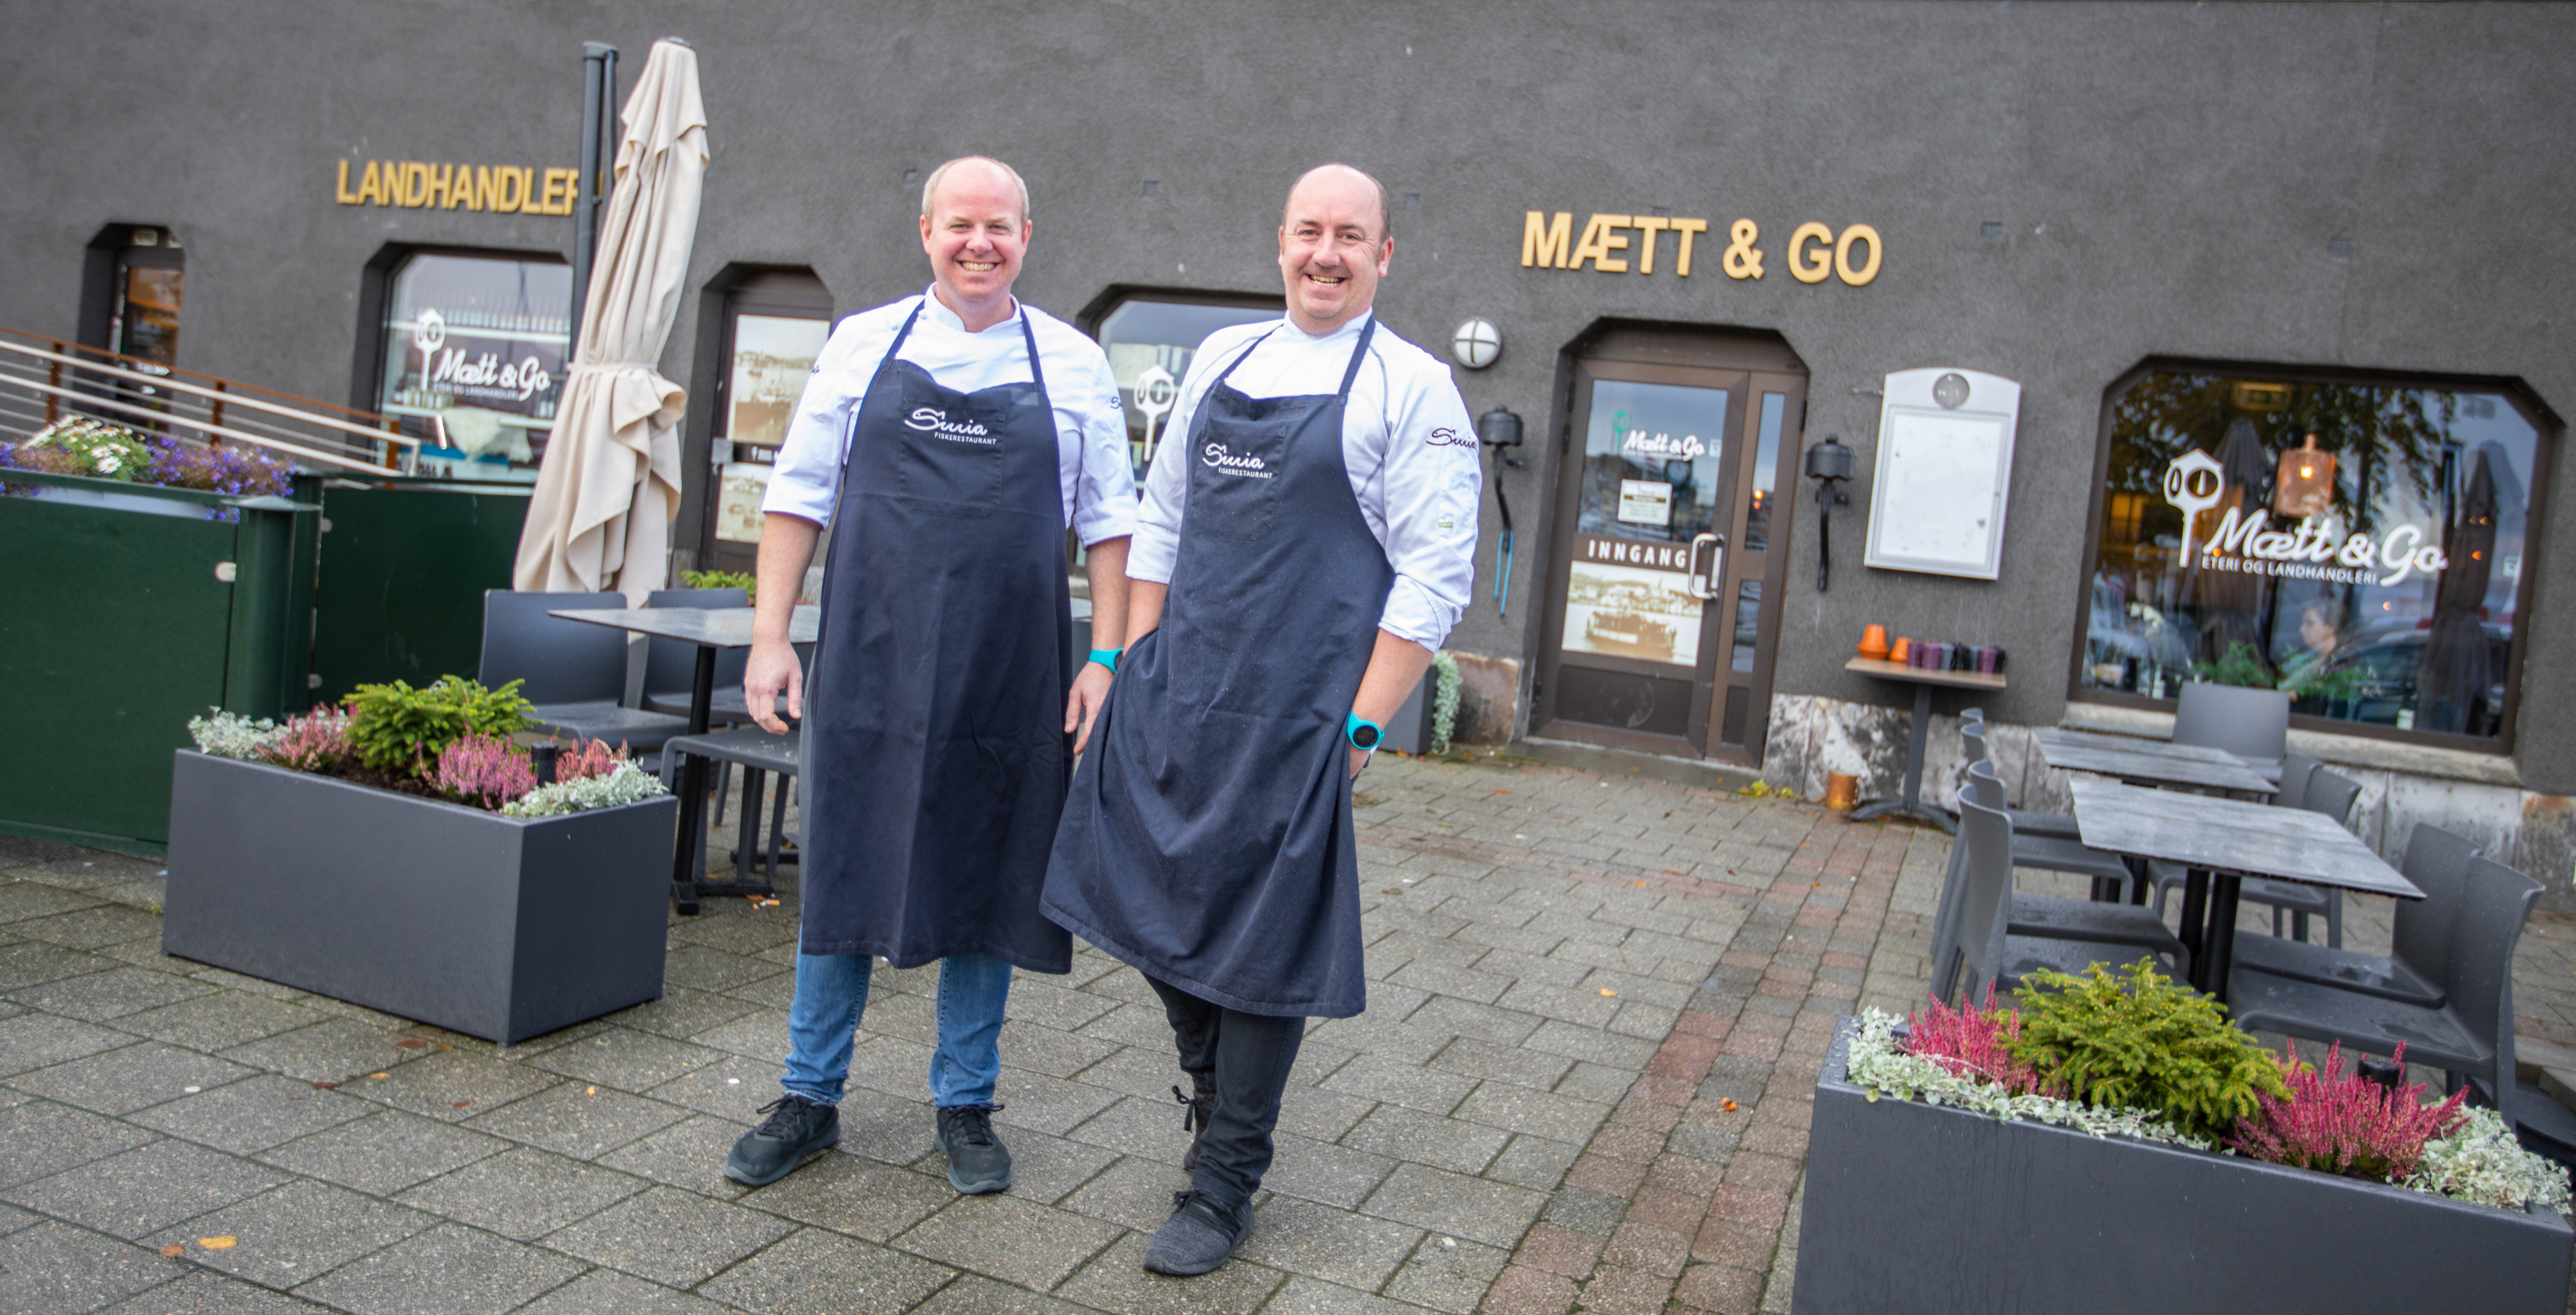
[435,733,537,810]
[1905,988,2054,1096]
[555,738,633,784]
[2230,1041,2469,1182]
[261,705,351,772]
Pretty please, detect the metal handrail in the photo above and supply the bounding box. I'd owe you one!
[4,374,402,473]
[0,326,388,424]
[0,338,416,450]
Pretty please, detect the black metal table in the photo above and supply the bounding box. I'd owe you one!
[2066,777,2421,1002]
[2033,727,2277,796]
[551,605,819,915]
[1844,656,2008,833]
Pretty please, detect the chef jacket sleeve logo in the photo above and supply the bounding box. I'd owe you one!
[1201,443,1276,479]
[1424,427,1475,449]
[905,406,998,444]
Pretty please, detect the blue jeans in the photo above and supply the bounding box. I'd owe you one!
[781,952,1012,1108]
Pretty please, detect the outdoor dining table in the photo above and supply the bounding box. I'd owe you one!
[2065,776,2423,1003]
[2032,727,2278,796]
[552,605,820,912]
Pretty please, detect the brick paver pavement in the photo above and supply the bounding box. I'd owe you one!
[2,751,2569,1314]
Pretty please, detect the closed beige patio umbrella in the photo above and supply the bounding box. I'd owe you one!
[514,39,708,603]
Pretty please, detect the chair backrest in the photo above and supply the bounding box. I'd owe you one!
[2302,768,2362,831]
[643,587,751,695]
[1961,719,1990,766]
[2272,753,2319,811]
[2448,850,2542,1098]
[478,590,627,705]
[1948,780,2019,1005]
[2389,824,2480,986]
[2172,681,2290,766]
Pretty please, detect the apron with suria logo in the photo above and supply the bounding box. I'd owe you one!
[1043,318,1388,1017]
[799,302,1075,972]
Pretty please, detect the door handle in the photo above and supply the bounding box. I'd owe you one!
[1687,533,1725,600]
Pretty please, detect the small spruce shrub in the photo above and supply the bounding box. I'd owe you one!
[2230,1041,2467,1182]
[682,569,757,602]
[342,676,535,777]
[2005,960,2287,1141]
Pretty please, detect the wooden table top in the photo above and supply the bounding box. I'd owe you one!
[1844,656,2007,692]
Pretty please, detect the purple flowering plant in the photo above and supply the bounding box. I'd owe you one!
[435,733,537,810]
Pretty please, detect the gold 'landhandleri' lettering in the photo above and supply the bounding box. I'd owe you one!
[1522,211,1572,269]
[329,159,571,214]
[1787,222,1835,283]
[1570,214,1632,272]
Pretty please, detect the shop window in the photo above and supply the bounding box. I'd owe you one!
[2077,365,2549,748]
[700,269,831,572]
[1090,290,1284,480]
[373,250,572,479]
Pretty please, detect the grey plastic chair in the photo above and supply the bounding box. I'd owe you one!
[2172,680,2289,781]
[2228,820,2471,1008]
[1956,760,2190,970]
[660,724,799,887]
[1960,710,2082,843]
[640,587,753,723]
[478,590,689,754]
[1935,789,2185,1005]
[1960,722,2138,902]
[2230,830,2539,1126]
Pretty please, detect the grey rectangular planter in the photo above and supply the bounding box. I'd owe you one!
[1793,1016,2572,1314]
[162,751,676,1045]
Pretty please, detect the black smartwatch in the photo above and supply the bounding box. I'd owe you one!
[1345,712,1383,752]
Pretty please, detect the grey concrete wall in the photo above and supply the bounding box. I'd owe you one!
[2,1,2568,784]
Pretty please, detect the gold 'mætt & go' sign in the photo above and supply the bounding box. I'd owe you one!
[1523,212,1881,286]
[335,160,581,215]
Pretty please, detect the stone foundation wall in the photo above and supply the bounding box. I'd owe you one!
[1759,692,2576,912]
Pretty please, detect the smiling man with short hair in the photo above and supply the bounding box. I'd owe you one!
[1043,162,1482,1275]
[723,155,1134,1195]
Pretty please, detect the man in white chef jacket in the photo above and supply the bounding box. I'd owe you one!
[725,156,1135,1196]
[1043,163,1482,1274]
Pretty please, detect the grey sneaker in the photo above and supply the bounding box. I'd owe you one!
[1143,1189,1251,1276]
[1173,1081,1217,1171]
[724,1094,838,1186]
[933,1103,1013,1194]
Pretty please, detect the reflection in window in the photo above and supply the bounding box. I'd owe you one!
[1732,580,1763,672]
[1745,393,1785,551]
[1577,380,1728,544]
[2079,369,2541,743]
[1094,296,1282,479]
[377,252,572,479]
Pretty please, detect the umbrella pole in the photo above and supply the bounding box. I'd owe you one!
[570,41,620,359]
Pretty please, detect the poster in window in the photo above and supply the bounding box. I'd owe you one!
[728,315,829,452]
[1561,559,1701,668]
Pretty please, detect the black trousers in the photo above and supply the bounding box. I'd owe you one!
[1146,974,1307,1210]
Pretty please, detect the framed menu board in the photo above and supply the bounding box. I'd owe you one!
[1862,367,2021,580]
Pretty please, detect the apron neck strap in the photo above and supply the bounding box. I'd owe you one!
[1335,316,1377,398]
[1016,307,1046,398]
[1212,326,1279,388]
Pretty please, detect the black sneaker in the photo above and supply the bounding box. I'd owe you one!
[1143,1189,1252,1276]
[723,1094,838,1187]
[1172,1081,1216,1171]
[934,1103,1013,1194]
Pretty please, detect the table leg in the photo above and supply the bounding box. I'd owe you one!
[669,646,719,915]
[2177,869,2209,988]
[2205,875,2243,1004]
[1851,683,1955,832]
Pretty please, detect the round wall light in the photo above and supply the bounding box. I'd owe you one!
[1451,317,1502,370]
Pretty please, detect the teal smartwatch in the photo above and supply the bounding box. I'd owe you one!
[1087,648,1122,674]
[1345,711,1384,753]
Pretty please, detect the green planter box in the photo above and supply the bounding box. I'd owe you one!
[0,468,318,855]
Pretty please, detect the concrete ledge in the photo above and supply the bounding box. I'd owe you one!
[2063,700,2522,788]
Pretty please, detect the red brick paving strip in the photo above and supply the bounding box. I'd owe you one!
[1486,814,1916,1314]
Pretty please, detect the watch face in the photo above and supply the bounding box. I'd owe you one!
[1350,723,1382,749]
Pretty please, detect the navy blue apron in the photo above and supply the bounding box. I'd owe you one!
[1043,318,1388,1018]
[799,302,1076,973]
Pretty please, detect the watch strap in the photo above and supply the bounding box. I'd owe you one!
[1087,648,1122,673]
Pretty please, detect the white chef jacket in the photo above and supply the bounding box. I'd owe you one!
[1131,314,1482,650]
[763,289,1138,546]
